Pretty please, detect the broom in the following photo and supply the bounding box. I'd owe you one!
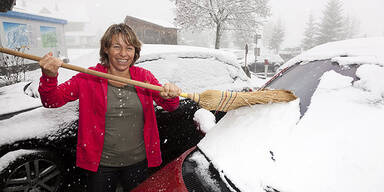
[0,47,297,112]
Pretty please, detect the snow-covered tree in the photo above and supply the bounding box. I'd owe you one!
[316,0,345,45]
[172,0,271,49]
[268,19,285,53]
[343,15,360,39]
[301,13,318,50]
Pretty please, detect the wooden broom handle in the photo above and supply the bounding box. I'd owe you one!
[0,47,164,92]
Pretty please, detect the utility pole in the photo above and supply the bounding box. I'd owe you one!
[243,44,251,78]
[254,33,261,72]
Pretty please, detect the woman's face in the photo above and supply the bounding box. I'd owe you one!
[105,34,135,72]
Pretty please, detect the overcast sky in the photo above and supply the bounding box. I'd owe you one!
[268,0,384,47]
[66,0,384,49]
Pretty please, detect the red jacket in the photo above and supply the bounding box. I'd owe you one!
[38,64,179,172]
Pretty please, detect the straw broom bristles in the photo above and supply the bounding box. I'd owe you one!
[180,89,297,112]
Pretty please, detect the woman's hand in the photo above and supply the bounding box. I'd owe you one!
[160,83,182,99]
[39,52,63,77]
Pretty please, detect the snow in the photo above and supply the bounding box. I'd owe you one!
[193,109,216,134]
[137,44,253,93]
[198,99,301,192]
[354,64,384,98]
[265,69,384,192]
[0,101,78,146]
[281,37,384,69]
[195,37,384,192]
[0,82,41,116]
[1,34,383,191]
[189,151,221,192]
[0,44,253,116]
[0,149,41,172]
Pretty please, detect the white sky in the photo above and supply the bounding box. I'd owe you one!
[84,0,176,38]
[268,0,384,47]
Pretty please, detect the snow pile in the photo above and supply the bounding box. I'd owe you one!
[139,57,249,93]
[193,109,216,134]
[137,45,252,93]
[353,64,384,98]
[265,69,384,192]
[139,44,240,67]
[196,37,384,192]
[281,37,384,69]
[197,66,384,192]
[198,99,301,192]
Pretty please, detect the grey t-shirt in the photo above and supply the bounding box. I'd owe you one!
[100,84,146,167]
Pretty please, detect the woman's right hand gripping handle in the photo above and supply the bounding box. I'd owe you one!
[39,52,63,77]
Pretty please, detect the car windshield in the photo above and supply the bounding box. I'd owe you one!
[265,60,358,116]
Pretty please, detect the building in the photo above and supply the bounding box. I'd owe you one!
[11,0,96,49]
[124,16,177,45]
[0,10,67,63]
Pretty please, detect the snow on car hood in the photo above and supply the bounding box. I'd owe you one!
[0,82,42,116]
[137,44,251,93]
[0,101,78,146]
[281,37,384,69]
[198,62,384,191]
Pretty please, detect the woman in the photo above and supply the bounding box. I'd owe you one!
[38,23,181,191]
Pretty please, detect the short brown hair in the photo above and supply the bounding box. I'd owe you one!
[99,23,142,66]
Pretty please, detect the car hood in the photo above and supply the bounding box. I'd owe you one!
[0,101,78,146]
[0,82,42,116]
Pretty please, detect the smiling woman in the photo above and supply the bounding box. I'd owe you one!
[36,23,182,192]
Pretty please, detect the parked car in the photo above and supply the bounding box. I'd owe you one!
[0,45,252,191]
[132,37,384,192]
[248,53,284,76]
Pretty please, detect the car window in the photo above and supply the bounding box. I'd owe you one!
[264,60,358,116]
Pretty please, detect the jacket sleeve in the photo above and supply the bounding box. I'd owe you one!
[145,71,180,112]
[38,72,80,108]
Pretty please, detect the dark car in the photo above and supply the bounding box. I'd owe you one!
[132,37,384,192]
[0,45,251,191]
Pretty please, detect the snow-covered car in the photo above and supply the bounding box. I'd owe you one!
[0,45,251,191]
[131,37,384,192]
